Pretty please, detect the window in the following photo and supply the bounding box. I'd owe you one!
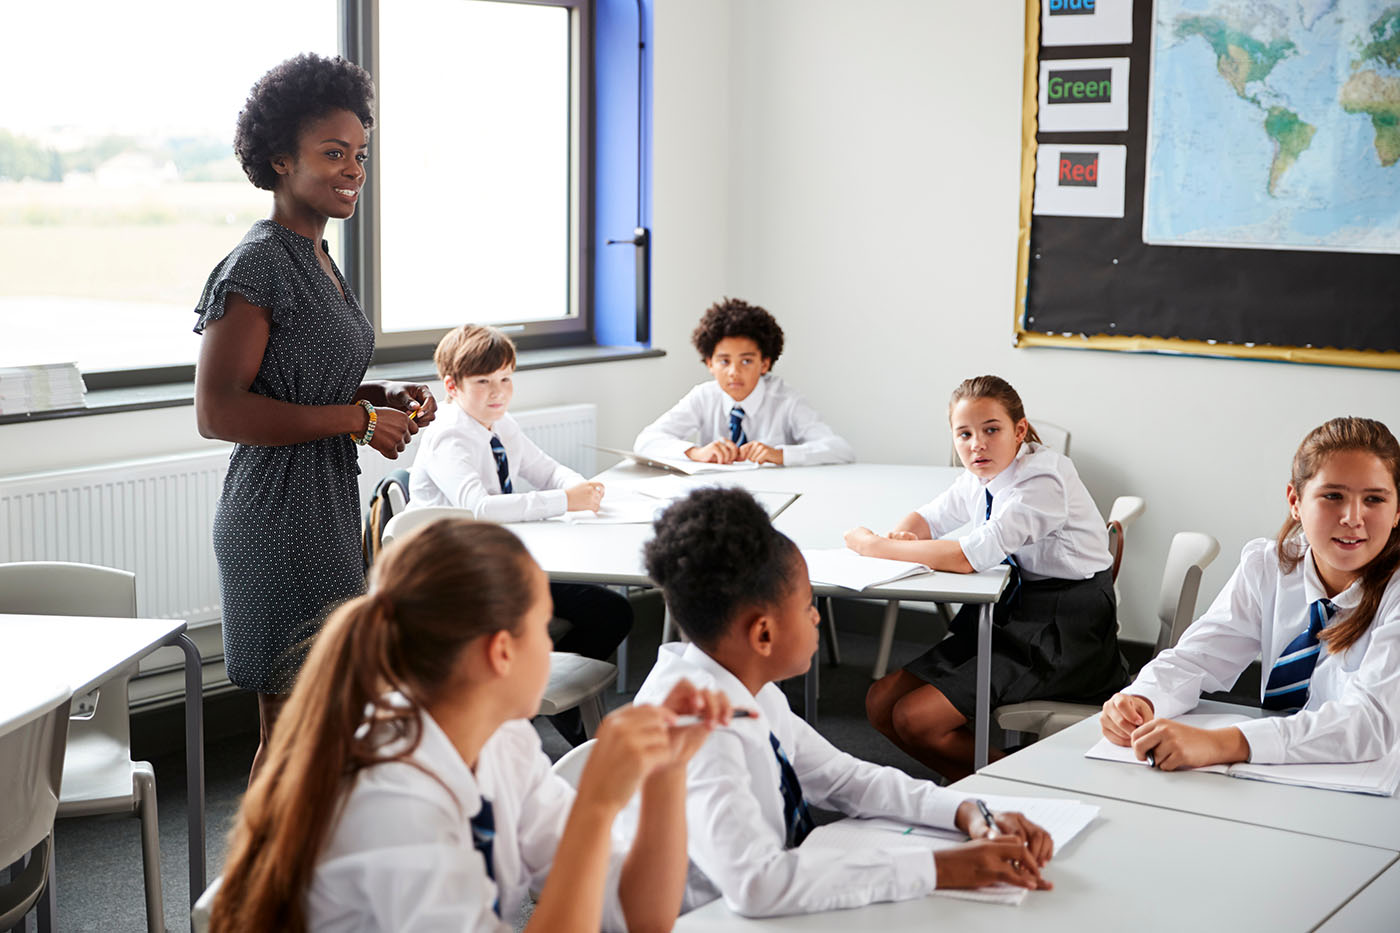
[0,0,340,383]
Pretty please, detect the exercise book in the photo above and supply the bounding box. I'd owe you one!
[800,549,932,591]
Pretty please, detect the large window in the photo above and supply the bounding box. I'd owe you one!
[0,1,339,381]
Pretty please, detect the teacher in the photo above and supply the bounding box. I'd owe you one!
[193,53,436,780]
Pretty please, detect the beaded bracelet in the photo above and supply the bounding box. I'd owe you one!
[351,399,377,446]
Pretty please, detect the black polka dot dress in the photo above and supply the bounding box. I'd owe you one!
[194,220,374,694]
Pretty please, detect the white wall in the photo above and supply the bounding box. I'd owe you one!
[6,0,1398,646]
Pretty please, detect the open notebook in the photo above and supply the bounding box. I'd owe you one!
[802,794,1099,906]
[800,548,932,591]
[590,445,764,475]
[1085,712,1400,796]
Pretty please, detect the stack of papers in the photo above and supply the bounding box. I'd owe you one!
[1085,712,1400,796]
[557,489,670,525]
[801,548,932,591]
[803,793,1099,906]
[0,362,86,415]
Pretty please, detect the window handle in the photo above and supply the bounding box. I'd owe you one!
[606,226,651,343]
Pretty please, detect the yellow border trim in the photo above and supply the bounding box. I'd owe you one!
[1011,0,1400,373]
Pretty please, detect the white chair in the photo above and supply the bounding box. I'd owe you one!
[551,738,596,788]
[1107,496,1147,605]
[993,531,1221,742]
[0,683,72,932]
[381,505,473,547]
[0,561,165,933]
[190,875,220,933]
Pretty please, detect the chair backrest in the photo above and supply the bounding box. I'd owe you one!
[0,561,138,743]
[550,738,596,789]
[382,506,472,548]
[0,682,72,867]
[1153,532,1222,657]
[1105,496,1146,584]
[362,468,413,570]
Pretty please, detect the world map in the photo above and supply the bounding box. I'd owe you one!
[1143,1,1400,253]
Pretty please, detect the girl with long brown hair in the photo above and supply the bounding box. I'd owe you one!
[210,517,731,933]
[1102,416,1400,770]
[849,375,1127,781]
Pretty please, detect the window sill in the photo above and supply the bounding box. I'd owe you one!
[0,344,665,426]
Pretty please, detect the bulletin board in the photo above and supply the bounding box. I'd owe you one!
[1013,0,1400,371]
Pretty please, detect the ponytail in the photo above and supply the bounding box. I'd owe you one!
[210,519,536,933]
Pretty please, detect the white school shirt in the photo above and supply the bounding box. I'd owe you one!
[307,716,629,933]
[1126,537,1400,765]
[915,442,1111,580]
[632,375,855,467]
[408,402,585,521]
[618,643,967,918]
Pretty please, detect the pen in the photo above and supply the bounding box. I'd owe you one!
[409,408,422,420]
[975,798,998,838]
[671,709,757,727]
[1146,749,1157,768]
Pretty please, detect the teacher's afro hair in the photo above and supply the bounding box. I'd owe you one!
[643,487,801,647]
[691,298,785,364]
[234,53,376,191]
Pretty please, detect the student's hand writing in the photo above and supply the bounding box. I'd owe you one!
[843,526,879,555]
[654,679,731,768]
[1100,692,1155,746]
[368,408,415,460]
[934,837,1051,891]
[955,802,1055,865]
[1130,719,1249,771]
[578,704,678,813]
[737,442,783,465]
[686,440,740,464]
[384,382,438,429]
[566,482,605,512]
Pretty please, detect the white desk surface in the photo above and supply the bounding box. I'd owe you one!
[979,700,1400,852]
[674,774,1392,933]
[1318,856,1400,931]
[512,461,1007,603]
[0,614,187,697]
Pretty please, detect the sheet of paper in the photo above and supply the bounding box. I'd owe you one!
[1228,744,1400,796]
[555,488,669,525]
[1085,712,1257,775]
[800,548,931,591]
[967,793,1100,853]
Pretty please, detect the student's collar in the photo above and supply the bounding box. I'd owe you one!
[1301,544,1364,611]
[982,442,1034,496]
[449,403,499,439]
[673,642,785,726]
[367,696,484,815]
[724,372,770,411]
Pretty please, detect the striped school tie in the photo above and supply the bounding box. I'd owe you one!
[985,489,1021,603]
[490,434,513,494]
[769,732,814,848]
[1262,598,1336,712]
[729,405,748,446]
[470,796,501,917]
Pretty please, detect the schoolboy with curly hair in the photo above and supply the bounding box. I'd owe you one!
[632,298,854,466]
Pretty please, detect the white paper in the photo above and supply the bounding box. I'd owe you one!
[1041,0,1133,47]
[800,549,931,591]
[1034,144,1127,218]
[1037,57,1130,132]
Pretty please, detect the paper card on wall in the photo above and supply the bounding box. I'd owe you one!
[1037,57,1130,132]
[1033,144,1126,218]
[1041,0,1133,47]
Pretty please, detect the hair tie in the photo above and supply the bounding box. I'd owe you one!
[373,591,395,619]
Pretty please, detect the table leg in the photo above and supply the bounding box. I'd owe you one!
[174,633,205,912]
[974,603,992,770]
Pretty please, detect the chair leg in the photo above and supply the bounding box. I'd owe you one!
[580,695,606,739]
[661,605,675,643]
[822,597,841,666]
[37,840,56,933]
[134,767,166,933]
[615,587,630,693]
[871,600,901,681]
[3,858,23,933]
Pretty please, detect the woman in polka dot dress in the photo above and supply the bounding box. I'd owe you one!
[193,54,437,780]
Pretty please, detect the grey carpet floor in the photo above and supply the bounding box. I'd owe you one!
[25,594,967,932]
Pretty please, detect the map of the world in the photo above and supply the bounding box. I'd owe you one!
[1143,1,1400,253]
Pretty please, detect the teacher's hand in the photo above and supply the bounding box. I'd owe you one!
[384,382,438,429]
[369,407,415,460]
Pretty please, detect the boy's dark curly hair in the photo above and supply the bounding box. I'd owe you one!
[643,487,801,647]
[234,53,376,191]
[690,298,785,363]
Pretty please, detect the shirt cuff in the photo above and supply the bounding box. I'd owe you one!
[1234,718,1284,764]
[539,488,570,519]
[778,444,804,467]
[889,845,939,897]
[957,530,1006,574]
[1123,680,1192,722]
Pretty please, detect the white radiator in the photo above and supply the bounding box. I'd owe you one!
[0,403,597,706]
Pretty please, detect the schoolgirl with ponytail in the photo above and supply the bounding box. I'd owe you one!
[210,517,730,933]
[1103,416,1400,770]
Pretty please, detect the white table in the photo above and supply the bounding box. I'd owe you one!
[509,462,1009,766]
[979,700,1400,852]
[0,614,207,914]
[1319,857,1400,931]
[674,774,1393,932]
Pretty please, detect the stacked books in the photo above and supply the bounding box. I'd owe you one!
[0,362,87,415]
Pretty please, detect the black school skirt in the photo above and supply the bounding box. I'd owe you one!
[903,569,1128,720]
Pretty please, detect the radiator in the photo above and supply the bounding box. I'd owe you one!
[0,403,598,706]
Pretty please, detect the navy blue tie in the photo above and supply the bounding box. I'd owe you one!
[729,406,747,446]
[1263,598,1336,712]
[985,489,1021,604]
[470,796,501,917]
[490,434,513,494]
[769,732,814,848]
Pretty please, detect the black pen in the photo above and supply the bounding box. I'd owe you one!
[975,798,998,838]
[1146,749,1157,768]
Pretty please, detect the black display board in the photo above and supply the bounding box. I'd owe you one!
[1014,0,1400,369]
